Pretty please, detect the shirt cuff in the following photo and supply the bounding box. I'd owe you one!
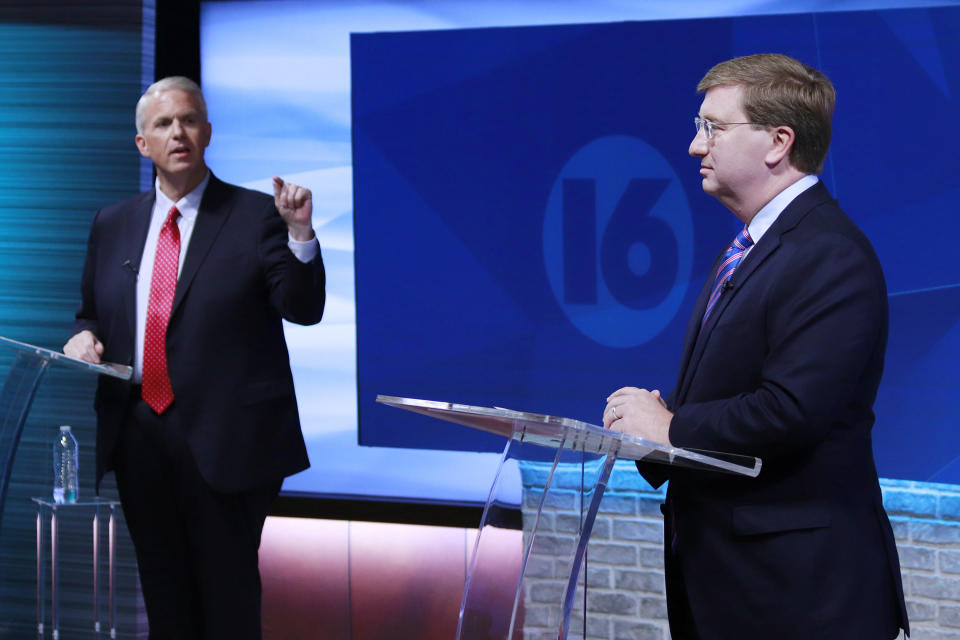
[288,233,319,263]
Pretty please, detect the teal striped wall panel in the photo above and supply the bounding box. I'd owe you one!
[0,3,149,637]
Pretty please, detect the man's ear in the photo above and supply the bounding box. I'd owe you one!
[765,125,795,166]
[135,133,150,159]
[201,121,212,149]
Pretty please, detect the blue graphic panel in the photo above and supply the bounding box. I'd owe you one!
[354,8,960,482]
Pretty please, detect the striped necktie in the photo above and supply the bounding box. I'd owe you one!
[701,227,753,327]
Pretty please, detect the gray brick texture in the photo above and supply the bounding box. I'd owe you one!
[516,464,957,639]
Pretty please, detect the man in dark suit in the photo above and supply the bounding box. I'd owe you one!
[603,54,908,639]
[63,76,325,639]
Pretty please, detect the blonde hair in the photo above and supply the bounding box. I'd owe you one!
[698,54,835,174]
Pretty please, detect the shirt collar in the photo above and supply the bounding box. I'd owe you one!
[153,171,211,222]
[747,174,819,244]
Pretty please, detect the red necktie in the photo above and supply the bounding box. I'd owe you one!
[142,206,180,413]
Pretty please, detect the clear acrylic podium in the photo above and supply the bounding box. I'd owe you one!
[377,395,761,640]
[0,336,131,638]
[0,336,131,534]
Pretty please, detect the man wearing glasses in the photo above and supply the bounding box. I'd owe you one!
[603,54,909,638]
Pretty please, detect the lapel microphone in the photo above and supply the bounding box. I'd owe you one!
[123,260,138,275]
[721,280,734,293]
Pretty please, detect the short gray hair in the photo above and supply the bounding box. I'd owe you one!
[135,76,208,134]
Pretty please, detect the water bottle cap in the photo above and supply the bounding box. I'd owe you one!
[59,425,71,432]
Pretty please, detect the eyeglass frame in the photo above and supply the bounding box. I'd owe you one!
[694,116,755,140]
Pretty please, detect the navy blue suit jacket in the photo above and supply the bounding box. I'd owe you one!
[75,176,325,493]
[644,181,908,639]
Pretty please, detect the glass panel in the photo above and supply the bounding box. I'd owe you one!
[376,395,761,476]
[0,336,131,381]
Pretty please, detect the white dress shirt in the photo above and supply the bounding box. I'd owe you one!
[743,174,819,260]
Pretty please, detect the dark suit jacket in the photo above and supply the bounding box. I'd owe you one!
[74,175,325,493]
[643,181,908,639]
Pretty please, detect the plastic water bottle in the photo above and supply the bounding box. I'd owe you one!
[52,425,79,504]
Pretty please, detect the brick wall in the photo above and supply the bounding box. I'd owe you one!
[519,461,956,639]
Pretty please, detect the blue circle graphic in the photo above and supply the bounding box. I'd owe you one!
[542,135,693,348]
[628,243,652,277]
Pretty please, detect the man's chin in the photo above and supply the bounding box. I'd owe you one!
[160,161,204,176]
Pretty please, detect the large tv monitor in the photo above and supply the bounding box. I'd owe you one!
[201,0,960,506]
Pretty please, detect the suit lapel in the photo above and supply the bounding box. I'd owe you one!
[699,233,780,337]
[171,175,233,317]
[674,181,834,403]
[672,246,726,402]
[124,191,155,340]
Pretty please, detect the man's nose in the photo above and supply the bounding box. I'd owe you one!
[689,130,707,157]
[171,119,184,136]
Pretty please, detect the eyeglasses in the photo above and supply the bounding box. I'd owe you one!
[694,116,753,140]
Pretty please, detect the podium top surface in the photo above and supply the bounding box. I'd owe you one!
[0,336,132,380]
[377,395,761,478]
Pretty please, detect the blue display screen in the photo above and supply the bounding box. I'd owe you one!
[201,0,960,502]
[354,8,960,482]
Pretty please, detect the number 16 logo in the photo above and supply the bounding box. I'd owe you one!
[543,136,693,348]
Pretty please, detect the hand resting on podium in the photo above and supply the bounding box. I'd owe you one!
[64,329,104,364]
[603,387,673,446]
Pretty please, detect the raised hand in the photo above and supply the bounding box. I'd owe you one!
[273,176,314,241]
